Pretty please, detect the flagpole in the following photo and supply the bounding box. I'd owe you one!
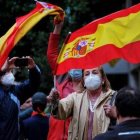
[53,75,57,89]
[63,32,71,44]
[56,32,71,65]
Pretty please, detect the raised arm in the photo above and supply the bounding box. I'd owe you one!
[47,21,63,74]
[14,57,41,104]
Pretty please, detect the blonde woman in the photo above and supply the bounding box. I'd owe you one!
[49,66,117,140]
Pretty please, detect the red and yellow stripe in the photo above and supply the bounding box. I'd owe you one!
[56,3,140,75]
[0,1,64,68]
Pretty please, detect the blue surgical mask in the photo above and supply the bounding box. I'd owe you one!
[68,69,82,80]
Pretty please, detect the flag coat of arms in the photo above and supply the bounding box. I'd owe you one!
[56,3,140,75]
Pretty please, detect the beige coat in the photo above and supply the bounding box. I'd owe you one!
[53,89,115,140]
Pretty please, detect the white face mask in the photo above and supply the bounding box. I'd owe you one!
[1,72,15,86]
[84,74,101,91]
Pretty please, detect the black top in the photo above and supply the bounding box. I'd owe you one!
[93,119,140,140]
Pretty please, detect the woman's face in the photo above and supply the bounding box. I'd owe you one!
[83,67,102,91]
[83,67,102,80]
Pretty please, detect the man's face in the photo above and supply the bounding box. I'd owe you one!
[20,98,32,110]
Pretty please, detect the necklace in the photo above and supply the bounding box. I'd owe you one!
[89,100,96,112]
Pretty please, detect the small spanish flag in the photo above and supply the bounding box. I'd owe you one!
[56,3,140,75]
[0,1,64,69]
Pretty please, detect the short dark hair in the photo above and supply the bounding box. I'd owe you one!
[32,103,46,113]
[32,92,47,113]
[115,86,140,118]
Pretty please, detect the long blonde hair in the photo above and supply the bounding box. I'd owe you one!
[99,66,111,92]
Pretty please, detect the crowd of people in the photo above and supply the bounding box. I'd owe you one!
[0,18,140,140]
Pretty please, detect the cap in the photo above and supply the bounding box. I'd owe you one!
[32,92,46,105]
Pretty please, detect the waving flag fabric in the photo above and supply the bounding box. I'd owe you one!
[0,1,64,68]
[56,3,140,75]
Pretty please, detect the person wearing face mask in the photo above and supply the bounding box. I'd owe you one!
[46,19,83,140]
[0,56,41,140]
[48,66,117,140]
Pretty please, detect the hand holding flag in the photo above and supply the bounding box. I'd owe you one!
[56,3,140,75]
[0,1,64,69]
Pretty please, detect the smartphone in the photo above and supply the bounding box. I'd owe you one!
[14,58,28,67]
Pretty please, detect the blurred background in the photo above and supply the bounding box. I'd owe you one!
[0,0,140,93]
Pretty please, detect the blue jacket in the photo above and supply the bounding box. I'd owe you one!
[0,66,41,140]
[21,114,49,140]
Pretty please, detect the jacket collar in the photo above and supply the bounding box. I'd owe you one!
[116,119,140,129]
[94,89,113,108]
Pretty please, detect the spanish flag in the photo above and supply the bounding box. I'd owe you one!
[0,1,64,68]
[56,3,140,75]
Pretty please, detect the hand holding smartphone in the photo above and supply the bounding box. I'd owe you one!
[14,58,29,67]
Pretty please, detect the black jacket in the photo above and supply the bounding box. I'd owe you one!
[93,119,140,140]
[0,66,41,140]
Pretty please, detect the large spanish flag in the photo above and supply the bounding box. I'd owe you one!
[56,3,140,75]
[0,1,64,69]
